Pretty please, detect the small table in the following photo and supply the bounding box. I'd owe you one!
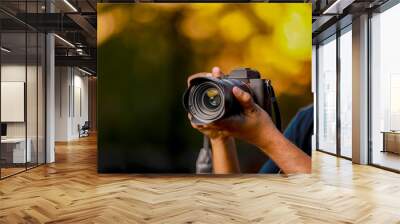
[1,138,32,164]
[381,131,400,154]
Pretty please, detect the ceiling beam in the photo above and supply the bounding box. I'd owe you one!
[322,0,356,15]
[55,55,96,72]
[67,13,97,46]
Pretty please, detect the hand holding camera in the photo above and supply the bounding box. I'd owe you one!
[184,67,279,147]
[185,67,311,174]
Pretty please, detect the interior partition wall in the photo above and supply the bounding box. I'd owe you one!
[370,2,400,172]
[54,66,89,142]
[0,2,46,179]
[316,25,353,159]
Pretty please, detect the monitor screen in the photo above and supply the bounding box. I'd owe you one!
[1,123,7,137]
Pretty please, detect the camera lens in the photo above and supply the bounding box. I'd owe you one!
[189,82,225,123]
[183,69,260,124]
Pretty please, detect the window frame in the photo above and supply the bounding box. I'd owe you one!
[315,23,353,160]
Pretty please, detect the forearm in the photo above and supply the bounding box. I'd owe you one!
[210,137,240,174]
[255,127,311,174]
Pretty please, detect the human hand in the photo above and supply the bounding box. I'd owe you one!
[187,67,278,146]
[208,85,278,147]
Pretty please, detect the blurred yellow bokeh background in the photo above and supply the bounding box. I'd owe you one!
[98,3,312,131]
[98,3,312,172]
[98,3,311,97]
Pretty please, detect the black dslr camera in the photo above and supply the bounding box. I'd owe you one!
[183,68,281,130]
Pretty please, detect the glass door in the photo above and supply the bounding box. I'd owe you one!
[1,30,28,178]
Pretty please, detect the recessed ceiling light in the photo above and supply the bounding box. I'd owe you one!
[322,0,354,15]
[63,0,78,12]
[1,47,11,53]
[78,67,93,76]
[54,34,75,48]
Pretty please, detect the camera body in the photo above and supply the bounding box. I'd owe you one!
[183,68,275,125]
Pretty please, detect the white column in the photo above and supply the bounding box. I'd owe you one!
[55,67,73,141]
[352,14,369,164]
[46,32,55,163]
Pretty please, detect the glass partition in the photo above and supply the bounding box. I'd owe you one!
[1,31,28,177]
[0,2,46,179]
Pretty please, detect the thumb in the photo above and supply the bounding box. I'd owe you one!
[232,87,256,113]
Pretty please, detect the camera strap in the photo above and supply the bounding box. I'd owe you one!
[267,85,282,132]
[196,135,213,174]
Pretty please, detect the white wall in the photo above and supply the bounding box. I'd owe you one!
[1,63,46,164]
[55,67,70,141]
[1,64,37,138]
[72,72,89,138]
[1,64,25,81]
[55,67,89,141]
[1,65,26,140]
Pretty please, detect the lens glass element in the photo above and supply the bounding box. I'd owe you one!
[202,88,221,109]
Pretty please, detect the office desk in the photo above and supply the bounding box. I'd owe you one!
[1,138,31,164]
[382,131,400,154]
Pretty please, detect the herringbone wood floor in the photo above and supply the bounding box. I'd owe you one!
[1,135,400,223]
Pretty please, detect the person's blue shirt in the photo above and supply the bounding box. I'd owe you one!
[259,105,313,173]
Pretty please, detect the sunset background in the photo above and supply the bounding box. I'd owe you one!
[98,3,312,173]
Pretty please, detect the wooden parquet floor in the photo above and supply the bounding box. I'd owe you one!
[1,135,400,223]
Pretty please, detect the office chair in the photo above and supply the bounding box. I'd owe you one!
[78,121,90,138]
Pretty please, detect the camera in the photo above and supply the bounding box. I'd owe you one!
[183,68,281,128]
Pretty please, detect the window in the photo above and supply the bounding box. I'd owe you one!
[317,36,337,154]
[339,28,352,158]
[370,3,400,171]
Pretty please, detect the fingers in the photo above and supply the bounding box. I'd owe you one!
[189,117,219,131]
[191,122,216,130]
[187,67,224,87]
[211,66,224,78]
[191,122,204,130]
[232,87,256,113]
[188,114,207,128]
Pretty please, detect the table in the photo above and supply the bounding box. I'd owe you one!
[382,131,400,154]
[1,138,32,164]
